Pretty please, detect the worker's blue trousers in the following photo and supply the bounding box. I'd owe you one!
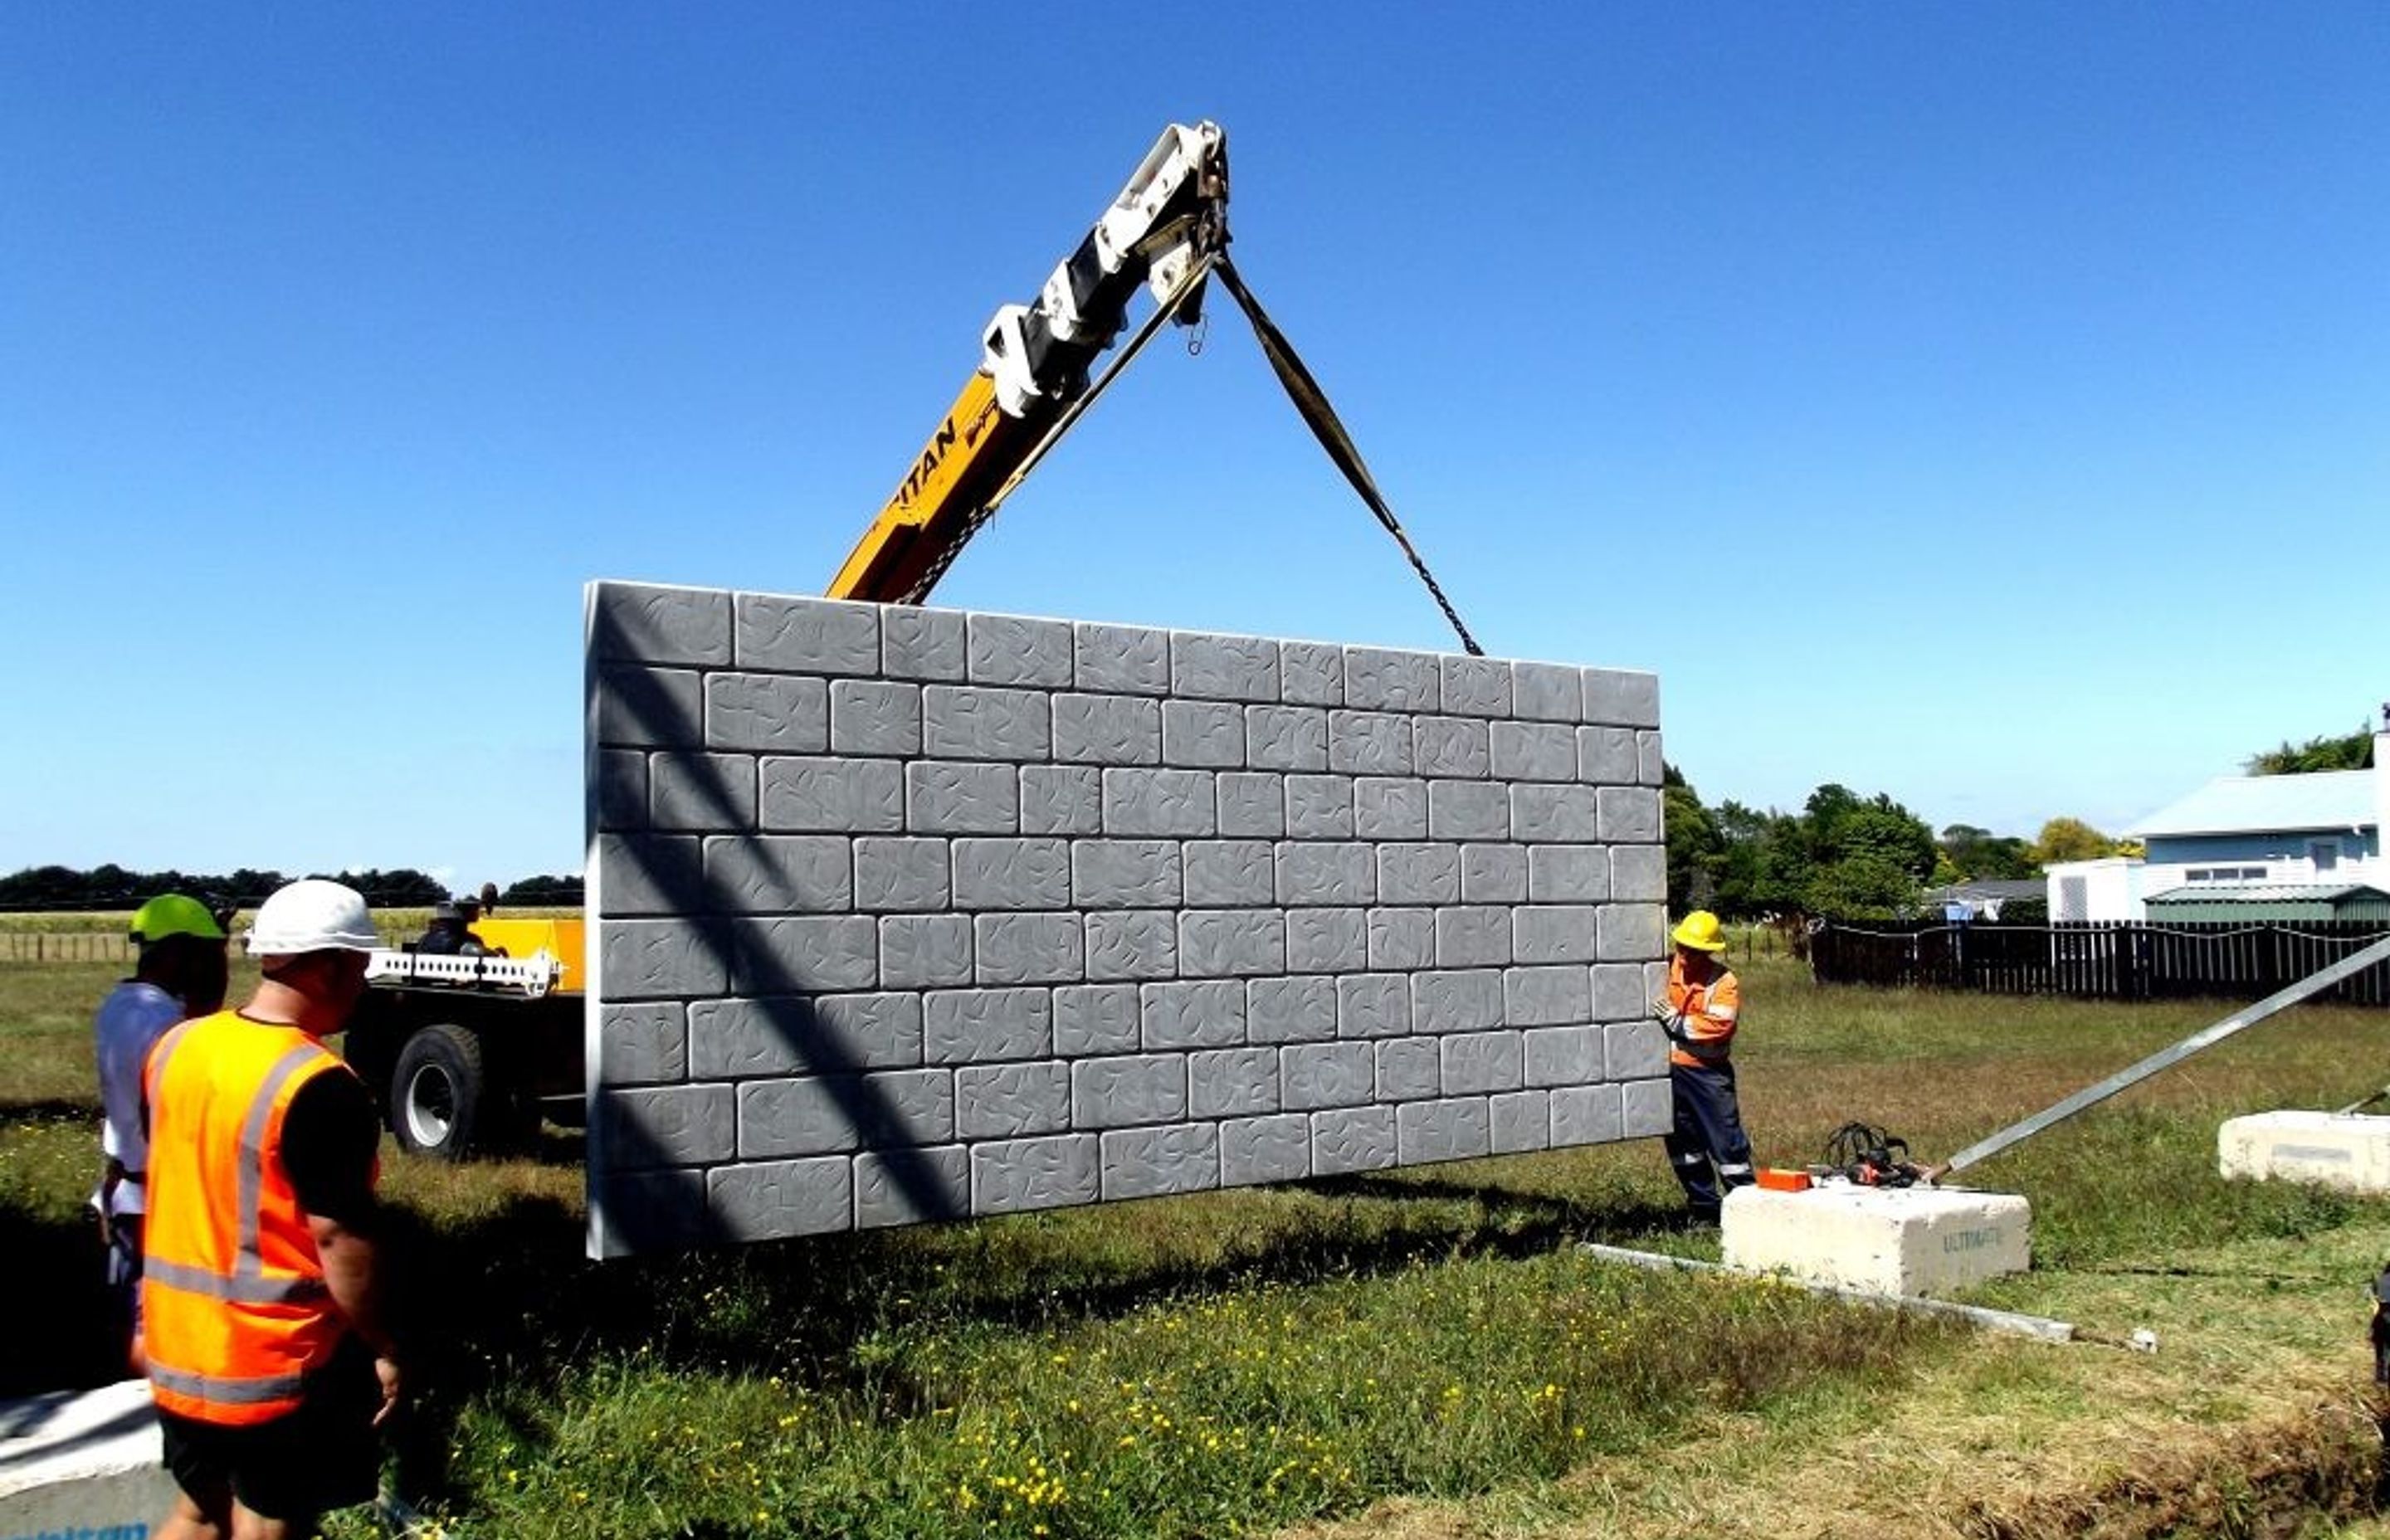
[1665,1060,1754,1213]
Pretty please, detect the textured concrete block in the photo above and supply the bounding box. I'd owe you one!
[1366,908,1436,970]
[708,1157,853,1241]
[905,761,1018,834]
[1178,909,1286,977]
[598,1002,687,1085]
[1578,725,1639,785]
[1172,631,1280,702]
[1637,729,1666,787]
[1283,908,1368,973]
[1598,904,1668,962]
[1514,905,1599,965]
[738,1076,863,1157]
[1335,972,1412,1039]
[956,1061,1072,1138]
[1511,784,1600,844]
[705,835,852,912]
[1283,1041,1376,1109]
[1071,839,1181,908]
[1439,655,1513,718]
[596,748,649,829]
[973,1134,1100,1214]
[1522,1025,1602,1088]
[1085,909,1179,980]
[879,914,973,990]
[1619,1077,1673,1138]
[1435,907,1514,967]
[1102,1123,1221,1200]
[1344,647,1440,712]
[1413,968,1504,1034]
[879,607,967,682]
[1247,974,1339,1044]
[1528,846,1609,904]
[1284,773,1356,839]
[1162,698,1246,768]
[854,1145,972,1228]
[596,666,703,748]
[706,672,829,753]
[1398,1097,1491,1162]
[829,679,924,757]
[651,753,757,831]
[1441,1030,1524,1094]
[1591,962,1647,1023]
[1723,1186,2032,1298]
[1512,660,1581,722]
[1185,840,1275,906]
[953,837,1072,910]
[763,756,905,833]
[923,987,1051,1063]
[1378,843,1461,905]
[1490,721,1578,782]
[1582,667,1661,729]
[2219,1111,2390,1192]
[1604,1020,1669,1079]
[1505,964,1590,1027]
[1428,780,1510,841]
[924,685,1051,761]
[1071,1053,1188,1128]
[854,836,952,912]
[1140,977,1246,1049]
[596,832,702,916]
[595,1167,710,1252]
[1328,710,1414,776]
[1551,1082,1623,1145]
[1222,1113,1310,1183]
[604,1084,735,1167]
[1354,777,1429,841]
[1101,767,1217,836]
[1217,772,1288,838]
[1415,717,1491,779]
[1278,842,1374,906]
[1053,982,1141,1056]
[1490,1089,1551,1153]
[1189,1045,1279,1118]
[1019,763,1103,836]
[690,993,923,1078]
[1074,621,1171,694]
[602,919,729,1000]
[1310,1105,1397,1174]
[848,1072,958,1151]
[966,612,1074,688]
[734,915,878,993]
[1460,843,1528,904]
[973,911,1083,984]
[1279,641,1344,705]
[737,594,879,675]
[1246,704,1329,771]
[1374,1036,1441,1101]
[1053,693,1163,765]
[594,582,734,666]
[1597,786,1663,843]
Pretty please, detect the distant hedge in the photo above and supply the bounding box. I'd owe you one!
[0,864,582,912]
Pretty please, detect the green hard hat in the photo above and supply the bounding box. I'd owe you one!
[129,893,228,945]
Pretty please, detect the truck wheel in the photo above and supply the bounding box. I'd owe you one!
[391,1024,486,1161]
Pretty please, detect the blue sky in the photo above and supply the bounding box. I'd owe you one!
[5,4,2384,887]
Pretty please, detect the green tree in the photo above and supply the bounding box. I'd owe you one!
[1937,823,2039,880]
[2030,817,2119,865]
[2245,725,2374,775]
[1661,764,1723,914]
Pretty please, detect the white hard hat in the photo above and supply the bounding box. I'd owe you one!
[246,879,381,956]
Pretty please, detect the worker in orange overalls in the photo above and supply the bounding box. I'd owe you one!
[141,879,401,1538]
[1652,910,1754,1224]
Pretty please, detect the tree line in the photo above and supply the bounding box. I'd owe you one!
[0,864,584,913]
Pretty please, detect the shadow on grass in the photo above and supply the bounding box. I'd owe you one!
[0,1209,125,1396]
[0,1098,101,1125]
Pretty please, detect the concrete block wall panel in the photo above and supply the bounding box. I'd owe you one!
[585,580,1666,1257]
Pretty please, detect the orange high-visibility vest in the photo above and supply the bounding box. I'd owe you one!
[1666,956,1741,1069]
[141,1010,370,1425]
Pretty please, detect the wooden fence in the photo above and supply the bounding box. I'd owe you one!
[0,928,412,966]
[1810,919,2390,1006]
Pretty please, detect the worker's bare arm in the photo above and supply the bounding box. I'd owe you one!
[308,1210,403,1425]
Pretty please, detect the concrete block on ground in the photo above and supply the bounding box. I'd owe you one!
[1721,1184,2032,1298]
[0,1378,178,1538]
[2218,1111,2390,1192]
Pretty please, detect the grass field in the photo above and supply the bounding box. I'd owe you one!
[7,943,2390,1538]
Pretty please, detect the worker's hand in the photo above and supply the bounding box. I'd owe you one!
[372,1354,404,1428]
[1650,998,1675,1021]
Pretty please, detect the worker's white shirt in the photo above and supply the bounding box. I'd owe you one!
[92,979,183,1217]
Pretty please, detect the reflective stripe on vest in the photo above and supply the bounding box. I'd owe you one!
[147,1361,310,1408]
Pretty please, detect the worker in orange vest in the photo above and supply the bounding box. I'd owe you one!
[141,879,400,1538]
[1651,911,1754,1224]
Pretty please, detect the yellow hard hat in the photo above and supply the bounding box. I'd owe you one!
[1670,910,1727,953]
[129,893,227,945]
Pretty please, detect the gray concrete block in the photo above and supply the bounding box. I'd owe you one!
[762,756,905,833]
[1373,1037,1441,1102]
[1310,1105,1397,1174]
[1490,1089,1551,1154]
[973,911,1083,984]
[879,914,973,990]
[854,836,952,912]
[1100,767,1217,836]
[923,986,1051,1063]
[1217,772,1288,838]
[707,1157,853,1241]
[849,1073,957,1153]
[1276,842,1374,906]
[1176,841,1268,907]
[923,685,1051,761]
[854,1145,972,1228]
[1246,705,1328,772]
[1283,909,1368,973]
[1604,1020,1670,1079]
[1335,972,1412,1039]
[1283,773,1356,839]
[1221,1113,1310,1184]
[1441,1031,1524,1094]
[1074,621,1171,695]
[905,761,1019,834]
[596,748,648,830]
[733,914,879,992]
[1552,1083,1624,1146]
[1598,903,1667,962]
[973,1134,1100,1214]
[736,593,880,675]
[1085,909,1180,980]
[602,919,729,1000]
[1514,905,1599,965]
[1610,844,1667,903]
[1428,780,1510,841]
[596,832,702,916]
[1397,1098,1491,1163]
[1246,974,1339,1045]
[1071,1053,1188,1128]
[1283,1041,1376,1109]
[1280,641,1344,706]
[1189,1045,1279,1118]
[1354,777,1429,840]
[1636,729,1665,787]
[1053,982,1141,1056]
[596,666,704,749]
[1511,784,1600,844]
[594,1166,709,1252]
[1162,698,1247,768]
[1366,907,1435,970]
[1343,646,1440,712]
[1018,763,1104,836]
[956,1060,1071,1138]
[1522,1025,1602,1088]
[1327,710,1414,776]
[706,673,830,753]
[1450,843,1520,905]
[1490,721,1579,782]
[952,837,1071,910]
[879,607,967,682]
[737,1076,863,1157]
[1052,693,1163,765]
[1645,958,1673,1006]
[1505,964,1591,1027]
[1171,631,1280,702]
[1415,717,1491,779]
[1179,909,1286,977]
[1438,655,1513,718]
[603,1083,734,1167]
[598,1002,687,1085]
[1413,967,1504,1034]
[1070,838,1181,908]
[1101,1123,1221,1201]
[1528,846,1609,904]
[1592,963,1650,1022]
[1582,667,1661,729]
[966,612,1074,688]
[1620,1077,1673,1138]
[1512,660,1582,722]
[1597,786,1663,843]
[651,753,758,831]
[690,993,924,1078]
[1577,725,1639,785]
[1377,844,1461,906]
[593,582,733,666]
[1434,907,1514,967]
[705,835,852,912]
[1140,978,1246,1050]
[829,679,924,758]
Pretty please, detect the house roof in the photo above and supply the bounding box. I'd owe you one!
[2142,882,2390,905]
[2126,769,2375,838]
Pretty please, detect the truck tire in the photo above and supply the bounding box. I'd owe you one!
[391,1023,488,1161]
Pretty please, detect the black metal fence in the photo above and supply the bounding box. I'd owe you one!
[1810,919,2390,1007]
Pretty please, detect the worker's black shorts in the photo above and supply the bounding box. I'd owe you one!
[156,1340,381,1521]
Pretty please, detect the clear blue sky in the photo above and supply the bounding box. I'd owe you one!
[5,4,2385,889]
